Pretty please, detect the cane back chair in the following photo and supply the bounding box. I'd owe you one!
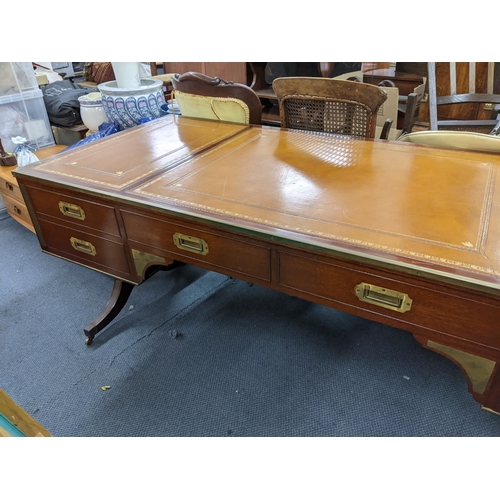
[272,77,389,139]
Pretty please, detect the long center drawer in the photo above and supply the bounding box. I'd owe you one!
[278,249,500,351]
[121,210,271,282]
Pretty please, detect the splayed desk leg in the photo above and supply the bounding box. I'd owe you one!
[84,278,135,346]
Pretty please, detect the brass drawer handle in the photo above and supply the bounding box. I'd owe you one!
[173,232,209,255]
[5,181,14,191]
[355,282,412,313]
[70,237,96,256]
[13,205,22,215]
[59,201,86,220]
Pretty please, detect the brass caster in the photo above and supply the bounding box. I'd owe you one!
[85,337,94,346]
[482,406,500,416]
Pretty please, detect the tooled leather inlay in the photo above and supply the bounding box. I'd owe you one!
[29,118,246,190]
[133,129,500,278]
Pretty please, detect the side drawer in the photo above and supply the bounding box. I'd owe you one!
[278,250,500,350]
[1,192,32,226]
[0,177,24,203]
[122,210,271,282]
[25,186,121,237]
[38,218,131,278]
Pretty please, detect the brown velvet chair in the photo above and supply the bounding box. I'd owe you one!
[171,72,262,125]
[272,77,390,139]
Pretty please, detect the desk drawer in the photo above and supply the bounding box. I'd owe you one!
[278,250,500,350]
[1,192,32,226]
[122,210,271,282]
[0,177,24,203]
[38,218,131,277]
[25,186,121,237]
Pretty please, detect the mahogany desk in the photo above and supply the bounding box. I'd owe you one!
[14,116,500,414]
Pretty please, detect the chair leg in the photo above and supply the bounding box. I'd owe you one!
[380,118,393,140]
[490,120,500,136]
[401,93,419,136]
[428,62,439,130]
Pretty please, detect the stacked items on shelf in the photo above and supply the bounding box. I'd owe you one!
[0,62,56,218]
[0,62,55,154]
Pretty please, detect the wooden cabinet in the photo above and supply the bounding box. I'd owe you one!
[0,145,67,232]
[0,165,35,232]
[363,69,425,97]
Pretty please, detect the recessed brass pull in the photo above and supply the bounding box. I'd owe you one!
[173,232,209,255]
[355,282,412,313]
[59,201,86,220]
[70,237,96,256]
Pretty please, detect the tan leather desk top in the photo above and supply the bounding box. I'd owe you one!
[15,115,500,290]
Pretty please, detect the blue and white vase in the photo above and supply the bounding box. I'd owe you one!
[97,78,165,131]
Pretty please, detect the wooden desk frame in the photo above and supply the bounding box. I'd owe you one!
[14,117,500,414]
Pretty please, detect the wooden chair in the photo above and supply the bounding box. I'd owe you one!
[171,72,262,125]
[272,77,390,139]
[397,130,500,154]
[399,91,425,137]
[427,62,500,134]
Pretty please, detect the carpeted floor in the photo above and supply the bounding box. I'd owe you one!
[1,215,500,436]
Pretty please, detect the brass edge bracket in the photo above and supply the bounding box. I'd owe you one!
[131,249,166,276]
[427,340,496,395]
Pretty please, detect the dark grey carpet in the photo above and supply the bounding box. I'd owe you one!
[1,216,500,436]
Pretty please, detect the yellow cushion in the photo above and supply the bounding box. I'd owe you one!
[152,73,175,83]
[174,90,250,124]
[398,130,500,153]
